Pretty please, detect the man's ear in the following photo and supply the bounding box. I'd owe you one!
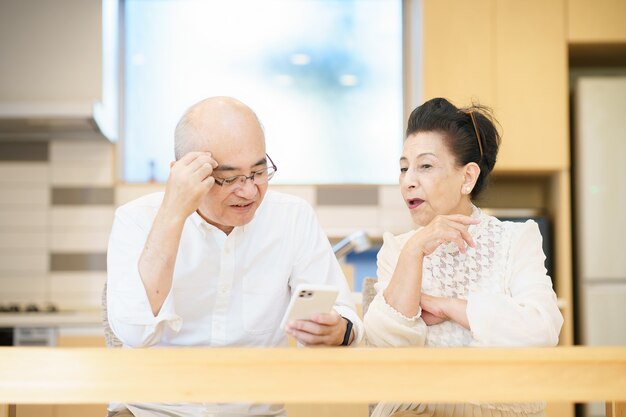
[170,161,176,169]
[462,162,481,195]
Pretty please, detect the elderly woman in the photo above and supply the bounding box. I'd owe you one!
[364,97,563,417]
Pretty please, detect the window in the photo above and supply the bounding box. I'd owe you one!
[123,0,404,184]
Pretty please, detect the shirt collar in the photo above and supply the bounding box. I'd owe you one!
[467,204,486,239]
[189,210,246,237]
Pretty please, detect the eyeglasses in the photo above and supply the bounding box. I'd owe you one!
[213,154,277,190]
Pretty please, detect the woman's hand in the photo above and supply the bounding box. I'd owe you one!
[420,293,469,330]
[407,214,479,256]
[420,293,449,325]
[384,215,478,319]
[421,310,445,326]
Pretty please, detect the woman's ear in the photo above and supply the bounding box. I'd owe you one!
[462,162,481,195]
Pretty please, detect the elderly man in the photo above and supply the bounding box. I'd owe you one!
[106,97,362,417]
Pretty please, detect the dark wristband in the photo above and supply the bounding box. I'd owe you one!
[341,317,353,346]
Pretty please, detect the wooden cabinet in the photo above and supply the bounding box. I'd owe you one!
[422,0,495,107]
[56,334,105,347]
[422,0,568,171]
[568,0,626,43]
[494,0,568,171]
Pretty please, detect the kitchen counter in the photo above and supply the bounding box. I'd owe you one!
[0,310,102,328]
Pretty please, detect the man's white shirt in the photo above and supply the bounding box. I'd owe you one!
[107,190,362,417]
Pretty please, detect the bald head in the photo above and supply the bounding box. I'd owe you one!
[174,96,264,160]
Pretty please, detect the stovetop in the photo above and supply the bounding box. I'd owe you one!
[0,303,102,328]
[0,303,59,314]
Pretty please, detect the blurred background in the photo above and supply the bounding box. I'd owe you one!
[0,1,625,416]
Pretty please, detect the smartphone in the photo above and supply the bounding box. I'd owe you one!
[280,284,339,330]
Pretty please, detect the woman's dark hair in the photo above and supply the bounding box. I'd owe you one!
[405,97,501,199]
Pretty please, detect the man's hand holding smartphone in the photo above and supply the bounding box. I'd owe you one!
[285,309,351,346]
[282,284,353,346]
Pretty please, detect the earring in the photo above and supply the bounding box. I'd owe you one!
[464,187,471,194]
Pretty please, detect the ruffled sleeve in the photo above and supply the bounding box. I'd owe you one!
[364,231,427,347]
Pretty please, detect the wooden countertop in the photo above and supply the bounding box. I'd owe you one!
[0,346,624,404]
